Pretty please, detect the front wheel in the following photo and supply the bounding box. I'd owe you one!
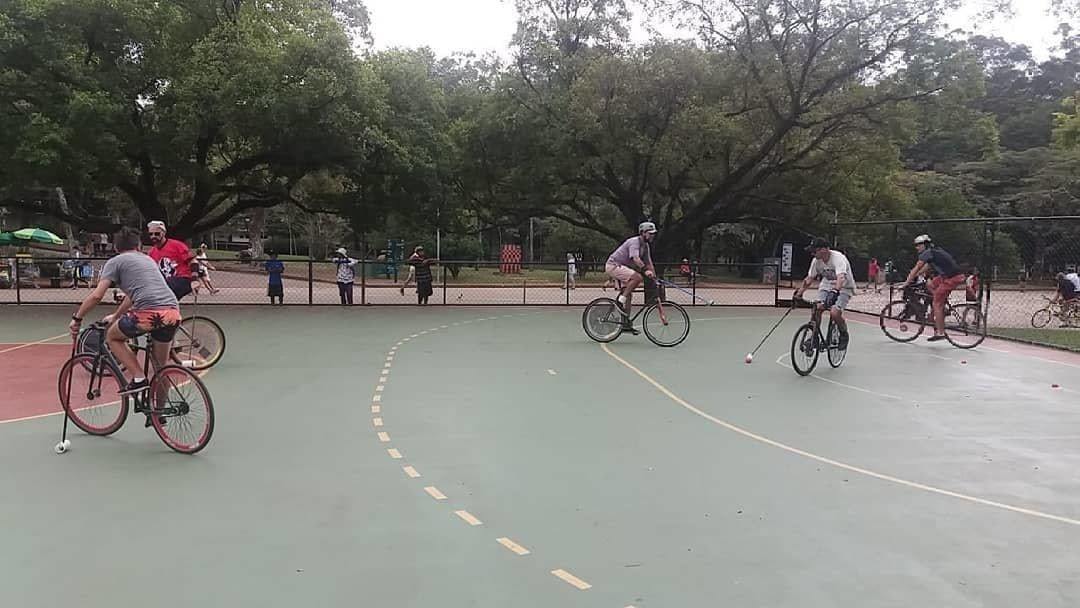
[643,301,690,347]
[582,298,624,343]
[790,323,820,376]
[58,354,128,436]
[148,365,215,454]
[879,300,926,343]
[944,303,986,349]
[1031,308,1052,329]
[172,316,225,370]
[826,322,847,368]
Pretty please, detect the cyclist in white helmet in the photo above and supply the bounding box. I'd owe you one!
[605,221,658,333]
[899,234,965,342]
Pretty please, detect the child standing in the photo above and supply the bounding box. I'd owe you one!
[265,250,285,305]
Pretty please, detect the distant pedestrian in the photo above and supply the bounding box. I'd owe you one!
[265,250,285,305]
[867,257,880,292]
[193,244,220,295]
[332,247,357,305]
[401,246,436,305]
[566,253,577,290]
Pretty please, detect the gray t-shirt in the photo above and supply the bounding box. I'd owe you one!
[607,236,652,268]
[101,251,179,310]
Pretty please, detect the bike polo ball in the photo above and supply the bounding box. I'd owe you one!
[54,439,71,454]
[745,353,754,364]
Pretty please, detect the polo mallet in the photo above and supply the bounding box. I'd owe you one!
[656,278,716,306]
[55,335,77,454]
[744,293,800,364]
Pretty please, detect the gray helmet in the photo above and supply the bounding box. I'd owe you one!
[638,221,657,234]
[913,234,932,245]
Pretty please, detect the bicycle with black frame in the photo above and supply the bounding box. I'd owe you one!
[58,320,215,454]
[878,282,986,349]
[789,290,848,376]
[582,277,691,347]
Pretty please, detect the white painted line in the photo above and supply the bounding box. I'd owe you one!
[454,510,482,526]
[603,343,1080,528]
[372,417,384,427]
[547,369,557,376]
[376,385,384,392]
[440,325,449,329]
[424,486,447,500]
[387,448,402,459]
[0,334,69,355]
[371,405,381,414]
[410,334,419,338]
[496,537,531,556]
[551,569,591,590]
[384,363,392,369]
[403,466,421,478]
[373,395,382,402]
[377,432,390,443]
[774,352,904,401]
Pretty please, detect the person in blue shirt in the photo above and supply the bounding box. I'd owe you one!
[264,250,285,305]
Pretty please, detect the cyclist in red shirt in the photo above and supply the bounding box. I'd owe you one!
[146,220,197,300]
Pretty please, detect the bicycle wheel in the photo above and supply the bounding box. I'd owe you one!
[75,325,113,374]
[790,324,820,376]
[172,316,225,370]
[944,303,986,349]
[1030,308,1052,329]
[582,298,625,343]
[149,365,214,454]
[57,354,128,436]
[826,321,847,368]
[643,301,690,347]
[879,300,926,343]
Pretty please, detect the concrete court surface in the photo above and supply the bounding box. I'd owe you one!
[1,305,1079,607]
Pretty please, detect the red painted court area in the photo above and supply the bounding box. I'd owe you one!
[0,342,72,422]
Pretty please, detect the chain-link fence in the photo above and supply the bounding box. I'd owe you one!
[0,256,780,307]
[832,216,1080,351]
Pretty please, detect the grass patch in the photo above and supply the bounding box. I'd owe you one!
[988,327,1080,352]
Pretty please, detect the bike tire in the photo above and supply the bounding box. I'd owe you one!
[582,298,625,343]
[1030,308,1052,329]
[790,323,820,376]
[826,322,847,368]
[172,316,226,370]
[944,303,986,349]
[879,300,926,343]
[643,301,690,347]
[149,365,215,454]
[58,354,128,436]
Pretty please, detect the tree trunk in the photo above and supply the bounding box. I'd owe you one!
[55,187,76,245]
[249,208,266,258]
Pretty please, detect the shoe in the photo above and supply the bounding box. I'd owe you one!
[621,323,639,336]
[119,379,149,395]
[144,413,166,428]
[837,333,849,349]
[927,334,947,342]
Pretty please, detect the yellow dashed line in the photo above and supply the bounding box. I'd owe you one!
[454,510,482,526]
[387,448,402,459]
[424,486,447,500]
[372,417,384,427]
[403,466,421,478]
[551,569,591,590]
[496,537,530,556]
[377,432,390,443]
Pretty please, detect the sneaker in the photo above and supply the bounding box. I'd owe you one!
[621,322,639,336]
[927,334,947,342]
[144,413,166,428]
[119,379,149,396]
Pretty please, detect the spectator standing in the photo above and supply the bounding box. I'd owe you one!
[566,253,577,290]
[332,247,357,305]
[194,244,220,295]
[265,250,285,305]
[867,258,880,292]
[401,246,435,305]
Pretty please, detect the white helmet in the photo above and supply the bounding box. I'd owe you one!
[913,234,932,245]
[638,221,657,234]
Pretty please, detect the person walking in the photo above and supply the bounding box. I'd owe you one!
[332,247,358,305]
[193,244,220,295]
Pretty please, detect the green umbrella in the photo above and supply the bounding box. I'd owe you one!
[12,228,64,245]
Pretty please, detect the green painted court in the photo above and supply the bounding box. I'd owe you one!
[2,305,1079,607]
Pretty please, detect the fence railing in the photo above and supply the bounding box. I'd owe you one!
[832,216,1080,351]
[0,256,781,307]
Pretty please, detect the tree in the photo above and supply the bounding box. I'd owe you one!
[1052,95,1080,151]
[0,0,382,238]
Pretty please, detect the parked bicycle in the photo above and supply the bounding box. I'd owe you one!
[1030,296,1080,329]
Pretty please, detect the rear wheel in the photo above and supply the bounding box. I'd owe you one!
[172,316,225,370]
[944,303,986,349]
[58,354,128,436]
[642,301,690,347]
[790,323,820,376]
[1031,308,1052,328]
[879,300,926,343]
[582,298,624,343]
[826,321,847,368]
[149,366,215,454]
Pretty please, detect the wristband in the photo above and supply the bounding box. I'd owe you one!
[71,314,82,322]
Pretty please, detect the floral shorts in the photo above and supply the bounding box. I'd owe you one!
[117,308,182,343]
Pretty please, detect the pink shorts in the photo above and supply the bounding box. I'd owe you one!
[606,262,639,283]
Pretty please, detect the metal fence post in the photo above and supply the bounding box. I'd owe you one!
[307,259,313,305]
[14,257,21,305]
[566,260,570,305]
[522,278,527,305]
[361,257,366,305]
[692,265,697,307]
[442,265,447,305]
[773,263,780,306]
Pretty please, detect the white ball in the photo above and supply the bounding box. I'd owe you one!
[745,353,754,364]
[63,439,72,449]
[54,442,67,454]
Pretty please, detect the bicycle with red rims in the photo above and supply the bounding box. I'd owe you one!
[58,321,215,454]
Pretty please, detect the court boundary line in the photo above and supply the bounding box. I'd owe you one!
[601,343,1080,528]
[0,334,68,355]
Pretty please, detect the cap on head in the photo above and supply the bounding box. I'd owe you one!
[913,234,932,246]
[415,245,424,252]
[805,237,830,252]
[147,220,166,233]
[336,247,347,256]
[638,221,657,234]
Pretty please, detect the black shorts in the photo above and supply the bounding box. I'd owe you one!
[1062,282,1078,301]
[268,284,284,297]
[417,280,433,298]
[166,276,193,300]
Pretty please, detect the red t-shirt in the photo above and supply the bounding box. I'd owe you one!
[148,239,195,279]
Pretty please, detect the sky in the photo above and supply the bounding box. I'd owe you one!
[362,0,1066,61]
